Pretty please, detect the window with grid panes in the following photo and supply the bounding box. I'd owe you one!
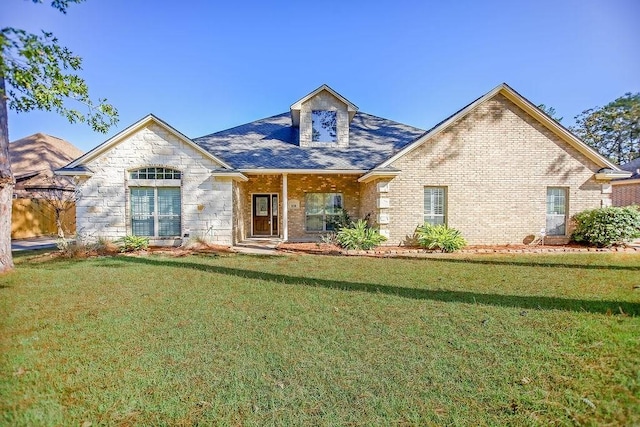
[424,187,446,225]
[546,187,567,235]
[129,168,181,237]
[305,193,343,231]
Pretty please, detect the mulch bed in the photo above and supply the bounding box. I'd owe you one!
[277,242,640,256]
[35,241,638,262]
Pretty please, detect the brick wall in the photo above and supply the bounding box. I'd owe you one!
[76,123,234,245]
[359,180,379,224]
[238,175,282,238]
[386,94,606,245]
[287,174,360,240]
[612,181,640,206]
[236,174,361,241]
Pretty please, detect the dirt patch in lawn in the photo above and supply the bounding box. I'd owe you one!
[146,243,235,257]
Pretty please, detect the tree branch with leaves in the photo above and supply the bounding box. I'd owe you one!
[571,93,640,165]
[0,0,118,273]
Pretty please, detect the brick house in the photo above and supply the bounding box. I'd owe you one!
[612,157,640,206]
[57,83,629,246]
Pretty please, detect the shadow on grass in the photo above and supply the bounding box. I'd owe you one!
[117,256,640,316]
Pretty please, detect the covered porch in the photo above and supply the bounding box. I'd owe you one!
[234,172,389,243]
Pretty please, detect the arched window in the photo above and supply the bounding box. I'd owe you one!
[129,167,181,180]
[129,167,181,237]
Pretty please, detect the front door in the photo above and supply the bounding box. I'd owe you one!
[253,194,278,236]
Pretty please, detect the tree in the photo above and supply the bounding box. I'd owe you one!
[571,93,640,165]
[0,0,118,273]
[537,104,563,122]
[31,175,78,239]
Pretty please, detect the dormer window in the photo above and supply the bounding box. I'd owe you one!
[290,85,358,148]
[312,110,337,142]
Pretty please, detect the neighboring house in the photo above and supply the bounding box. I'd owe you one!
[611,157,640,206]
[56,83,630,246]
[10,133,83,239]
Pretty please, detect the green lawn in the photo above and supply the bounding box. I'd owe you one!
[1,251,639,426]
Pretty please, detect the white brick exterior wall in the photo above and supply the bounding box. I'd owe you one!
[75,123,234,245]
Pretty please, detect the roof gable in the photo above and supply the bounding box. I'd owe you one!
[10,133,83,175]
[63,114,233,170]
[290,84,359,127]
[377,83,622,171]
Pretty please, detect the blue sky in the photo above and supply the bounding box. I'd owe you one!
[2,0,639,152]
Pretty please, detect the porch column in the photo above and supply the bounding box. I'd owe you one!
[282,173,288,241]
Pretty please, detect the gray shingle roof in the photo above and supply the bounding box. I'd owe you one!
[193,112,425,170]
[618,157,640,180]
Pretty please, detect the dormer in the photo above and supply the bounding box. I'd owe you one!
[290,84,358,148]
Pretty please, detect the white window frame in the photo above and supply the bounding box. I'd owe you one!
[424,186,447,225]
[130,187,181,237]
[305,193,343,232]
[128,167,182,238]
[546,187,568,236]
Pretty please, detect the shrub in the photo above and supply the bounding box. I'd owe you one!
[336,219,387,250]
[118,235,150,252]
[93,237,120,255]
[326,208,352,231]
[571,206,640,247]
[415,223,467,252]
[56,239,90,258]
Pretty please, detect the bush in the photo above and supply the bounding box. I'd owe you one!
[336,219,387,250]
[571,206,640,247]
[56,237,120,258]
[415,223,467,252]
[119,235,150,252]
[56,239,90,258]
[326,208,352,231]
[93,237,120,255]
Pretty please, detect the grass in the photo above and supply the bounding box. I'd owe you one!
[1,251,639,425]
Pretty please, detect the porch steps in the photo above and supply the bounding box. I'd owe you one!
[234,238,283,255]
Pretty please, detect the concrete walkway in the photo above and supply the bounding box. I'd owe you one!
[233,238,282,255]
[11,236,60,251]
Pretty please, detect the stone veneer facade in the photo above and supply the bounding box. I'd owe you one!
[75,123,234,245]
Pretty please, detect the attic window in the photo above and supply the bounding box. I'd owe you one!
[130,167,181,180]
[312,110,337,142]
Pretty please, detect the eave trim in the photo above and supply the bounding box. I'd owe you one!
[377,83,622,172]
[65,114,234,170]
